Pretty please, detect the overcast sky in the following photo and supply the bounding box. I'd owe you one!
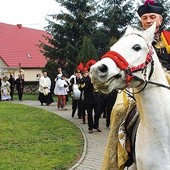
[0,0,62,30]
[0,0,142,30]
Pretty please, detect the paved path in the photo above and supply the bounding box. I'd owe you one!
[13,100,110,170]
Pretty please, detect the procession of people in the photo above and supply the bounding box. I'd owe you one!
[0,74,25,101]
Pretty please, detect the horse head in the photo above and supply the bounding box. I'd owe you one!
[90,23,156,94]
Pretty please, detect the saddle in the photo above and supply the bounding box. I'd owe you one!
[124,101,140,167]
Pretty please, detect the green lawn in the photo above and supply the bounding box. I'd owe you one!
[13,94,72,104]
[13,94,39,101]
[0,102,83,170]
[13,93,57,101]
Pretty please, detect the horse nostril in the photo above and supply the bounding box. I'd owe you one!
[98,64,108,73]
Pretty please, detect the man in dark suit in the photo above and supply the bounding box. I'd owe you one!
[15,75,25,101]
[8,74,15,100]
[69,69,82,118]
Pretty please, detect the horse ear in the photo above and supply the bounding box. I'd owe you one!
[124,25,134,35]
[143,22,156,45]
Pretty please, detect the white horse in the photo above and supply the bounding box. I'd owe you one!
[90,23,170,170]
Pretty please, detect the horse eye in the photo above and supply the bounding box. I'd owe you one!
[132,44,141,51]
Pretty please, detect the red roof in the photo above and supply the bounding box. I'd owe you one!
[0,23,49,68]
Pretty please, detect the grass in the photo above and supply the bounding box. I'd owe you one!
[13,93,40,101]
[0,102,84,170]
[13,93,72,104]
[13,93,56,101]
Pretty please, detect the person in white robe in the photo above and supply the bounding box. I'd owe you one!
[38,71,54,105]
[1,76,11,101]
[54,74,68,110]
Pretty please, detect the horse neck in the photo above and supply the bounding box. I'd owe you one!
[134,55,170,131]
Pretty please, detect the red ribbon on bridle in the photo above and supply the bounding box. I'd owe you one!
[101,48,153,86]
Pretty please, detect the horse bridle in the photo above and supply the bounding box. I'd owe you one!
[101,48,154,86]
[101,43,170,93]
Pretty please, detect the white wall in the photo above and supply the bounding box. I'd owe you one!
[0,66,43,82]
[20,69,43,81]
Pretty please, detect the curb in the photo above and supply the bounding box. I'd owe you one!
[68,122,87,170]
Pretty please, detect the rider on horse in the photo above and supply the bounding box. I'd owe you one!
[138,0,170,71]
[102,1,170,169]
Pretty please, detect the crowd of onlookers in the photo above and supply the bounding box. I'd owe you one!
[67,67,118,133]
[0,74,25,101]
[37,65,118,133]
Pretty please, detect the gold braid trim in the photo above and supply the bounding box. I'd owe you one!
[102,92,129,170]
[165,71,170,85]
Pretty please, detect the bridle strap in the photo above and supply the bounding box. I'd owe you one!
[129,49,153,73]
[101,51,133,85]
[101,51,128,70]
[101,48,153,86]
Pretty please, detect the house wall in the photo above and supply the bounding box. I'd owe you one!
[17,69,43,81]
[0,59,13,78]
[0,59,7,68]
[0,59,9,77]
[0,62,43,81]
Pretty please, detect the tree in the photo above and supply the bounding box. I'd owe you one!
[77,36,98,65]
[92,0,135,55]
[41,0,170,78]
[98,0,134,38]
[93,0,170,55]
[42,0,98,75]
[155,0,170,29]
